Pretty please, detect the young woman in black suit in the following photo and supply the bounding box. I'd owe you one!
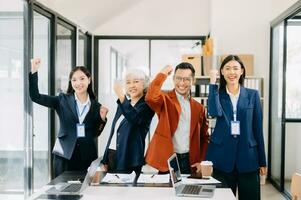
[29,58,108,177]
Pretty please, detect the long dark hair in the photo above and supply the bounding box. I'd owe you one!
[66,66,96,100]
[219,55,246,91]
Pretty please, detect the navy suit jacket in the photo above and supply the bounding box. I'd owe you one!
[102,96,154,170]
[206,84,266,173]
[29,72,106,162]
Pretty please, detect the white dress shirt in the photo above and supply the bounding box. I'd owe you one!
[226,86,240,120]
[109,114,125,150]
[173,91,191,153]
[74,93,91,124]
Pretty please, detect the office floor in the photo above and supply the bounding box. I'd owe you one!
[261,182,287,200]
[0,181,287,200]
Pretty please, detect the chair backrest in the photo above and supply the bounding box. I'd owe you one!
[291,172,301,200]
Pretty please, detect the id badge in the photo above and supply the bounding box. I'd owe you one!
[77,123,85,138]
[231,121,240,136]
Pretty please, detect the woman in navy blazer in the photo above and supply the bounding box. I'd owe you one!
[206,55,267,200]
[102,69,154,176]
[29,58,108,177]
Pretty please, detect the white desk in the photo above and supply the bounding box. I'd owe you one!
[30,185,236,200]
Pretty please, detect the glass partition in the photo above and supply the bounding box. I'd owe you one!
[285,19,301,119]
[284,14,301,193]
[78,31,87,67]
[270,22,284,187]
[55,22,74,139]
[0,0,24,194]
[270,8,301,196]
[56,23,73,94]
[33,11,51,190]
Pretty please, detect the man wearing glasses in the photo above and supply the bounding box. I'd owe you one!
[145,62,209,174]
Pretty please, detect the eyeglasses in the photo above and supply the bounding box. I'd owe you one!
[174,76,192,83]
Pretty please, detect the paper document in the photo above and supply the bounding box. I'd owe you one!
[181,176,221,185]
[137,174,170,183]
[101,172,135,183]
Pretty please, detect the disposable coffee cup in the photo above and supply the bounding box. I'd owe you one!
[260,175,266,185]
[91,167,101,185]
[200,161,213,177]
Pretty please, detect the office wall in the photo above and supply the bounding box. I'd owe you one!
[94,0,210,35]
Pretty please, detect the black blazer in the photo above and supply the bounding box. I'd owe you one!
[102,97,154,170]
[29,72,106,162]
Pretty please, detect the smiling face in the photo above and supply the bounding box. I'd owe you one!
[173,69,194,97]
[125,75,144,100]
[221,60,244,86]
[71,69,91,95]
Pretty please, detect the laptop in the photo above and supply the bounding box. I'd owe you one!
[45,157,101,195]
[167,153,215,198]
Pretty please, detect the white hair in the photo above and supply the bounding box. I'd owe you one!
[125,69,150,92]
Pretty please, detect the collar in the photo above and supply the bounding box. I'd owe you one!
[74,93,90,106]
[175,90,190,101]
[226,85,240,99]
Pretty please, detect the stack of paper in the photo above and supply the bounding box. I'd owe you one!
[137,174,170,183]
[101,172,135,183]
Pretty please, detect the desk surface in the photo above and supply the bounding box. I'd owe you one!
[31,171,235,200]
[84,186,235,200]
[31,186,235,200]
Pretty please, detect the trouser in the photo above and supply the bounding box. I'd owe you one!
[54,142,93,178]
[107,149,142,175]
[212,168,261,200]
[176,152,191,174]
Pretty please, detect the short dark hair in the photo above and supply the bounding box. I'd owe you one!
[174,62,195,77]
[66,66,96,100]
[219,55,246,91]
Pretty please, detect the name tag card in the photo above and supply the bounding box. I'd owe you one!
[77,123,86,137]
[231,121,240,137]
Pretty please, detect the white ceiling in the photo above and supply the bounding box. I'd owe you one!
[37,0,142,32]
[36,0,210,36]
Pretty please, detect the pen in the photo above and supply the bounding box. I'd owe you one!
[150,174,155,178]
[115,174,120,179]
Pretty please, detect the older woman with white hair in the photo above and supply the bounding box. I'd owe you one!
[101,69,154,177]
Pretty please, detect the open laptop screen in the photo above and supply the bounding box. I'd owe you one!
[167,154,182,184]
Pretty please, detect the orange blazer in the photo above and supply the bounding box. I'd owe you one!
[145,73,209,172]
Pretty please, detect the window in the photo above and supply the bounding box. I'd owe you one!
[33,10,51,190]
[0,0,24,193]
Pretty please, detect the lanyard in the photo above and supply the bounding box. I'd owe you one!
[231,97,238,121]
[233,110,237,121]
[76,103,88,124]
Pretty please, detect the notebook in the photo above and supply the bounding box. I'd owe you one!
[45,157,101,195]
[167,153,215,198]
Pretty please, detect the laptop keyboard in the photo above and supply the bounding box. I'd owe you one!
[181,185,202,195]
[61,184,82,192]
[35,194,83,200]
